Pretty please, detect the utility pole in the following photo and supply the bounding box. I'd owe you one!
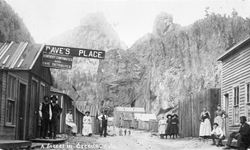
[72,85,80,124]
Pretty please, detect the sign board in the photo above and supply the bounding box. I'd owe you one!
[42,53,73,69]
[44,45,105,59]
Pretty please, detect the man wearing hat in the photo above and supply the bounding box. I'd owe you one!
[98,109,108,137]
[211,123,225,147]
[224,116,250,150]
[39,95,52,139]
[49,95,62,139]
[66,109,77,135]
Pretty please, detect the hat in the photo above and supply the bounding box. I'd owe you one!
[50,95,58,101]
[173,114,178,117]
[85,111,90,114]
[43,95,50,100]
[240,116,247,122]
[217,104,221,107]
[68,108,72,111]
[166,114,172,118]
[213,123,219,126]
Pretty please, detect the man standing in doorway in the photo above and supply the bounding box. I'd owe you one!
[98,109,108,137]
[49,95,62,139]
[39,95,52,139]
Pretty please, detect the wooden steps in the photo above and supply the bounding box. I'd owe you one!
[0,140,31,149]
[30,138,66,144]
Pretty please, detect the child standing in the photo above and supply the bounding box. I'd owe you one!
[119,126,123,136]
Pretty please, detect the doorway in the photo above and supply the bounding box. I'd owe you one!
[17,82,27,140]
[224,93,229,137]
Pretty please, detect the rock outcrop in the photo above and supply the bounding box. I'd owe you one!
[0,0,34,42]
[97,13,250,114]
[47,12,127,103]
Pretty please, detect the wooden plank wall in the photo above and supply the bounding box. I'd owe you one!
[220,43,250,133]
[178,88,221,137]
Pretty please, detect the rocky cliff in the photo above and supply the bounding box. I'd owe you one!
[97,12,250,114]
[0,0,34,42]
[47,12,127,103]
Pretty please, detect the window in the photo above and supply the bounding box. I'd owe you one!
[233,86,239,124]
[40,83,45,103]
[6,75,16,125]
[247,83,250,103]
[246,83,250,121]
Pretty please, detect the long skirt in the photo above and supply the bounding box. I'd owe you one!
[214,116,224,128]
[82,123,92,136]
[165,124,172,135]
[169,125,179,135]
[158,125,166,134]
[66,122,77,133]
[199,118,211,136]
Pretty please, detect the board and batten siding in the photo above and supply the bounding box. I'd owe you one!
[0,70,29,140]
[221,42,250,133]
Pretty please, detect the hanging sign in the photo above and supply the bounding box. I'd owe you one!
[42,53,73,69]
[44,45,105,59]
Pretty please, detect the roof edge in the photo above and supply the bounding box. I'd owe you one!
[217,37,250,61]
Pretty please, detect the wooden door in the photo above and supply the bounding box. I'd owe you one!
[29,79,38,138]
[224,94,229,137]
[16,82,27,140]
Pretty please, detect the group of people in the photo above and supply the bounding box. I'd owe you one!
[39,95,62,139]
[158,114,179,139]
[199,104,250,150]
[199,105,227,146]
[119,127,131,136]
[65,109,109,138]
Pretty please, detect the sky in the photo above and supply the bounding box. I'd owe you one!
[5,0,250,47]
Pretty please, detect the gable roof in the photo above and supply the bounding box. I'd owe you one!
[217,36,250,61]
[0,42,44,70]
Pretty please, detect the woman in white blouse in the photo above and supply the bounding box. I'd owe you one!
[211,123,225,147]
[65,109,77,135]
[82,111,93,136]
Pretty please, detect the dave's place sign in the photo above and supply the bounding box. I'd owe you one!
[42,45,105,69]
[44,45,105,59]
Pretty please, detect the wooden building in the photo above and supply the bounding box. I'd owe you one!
[217,37,250,135]
[50,90,85,134]
[0,42,52,140]
[113,107,145,127]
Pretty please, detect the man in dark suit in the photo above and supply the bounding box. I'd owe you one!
[224,116,250,150]
[98,110,108,137]
[49,95,62,139]
[39,95,51,139]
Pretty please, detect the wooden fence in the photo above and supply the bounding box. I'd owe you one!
[178,88,221,137]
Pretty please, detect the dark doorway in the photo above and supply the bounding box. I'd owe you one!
[224,93,229,137]
[29,80,38,138]
[17,83,26,140]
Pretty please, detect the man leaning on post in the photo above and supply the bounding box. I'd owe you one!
[224,116,250,150]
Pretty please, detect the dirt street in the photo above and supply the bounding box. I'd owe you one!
[96,128,224,150]
[36,129,224,150]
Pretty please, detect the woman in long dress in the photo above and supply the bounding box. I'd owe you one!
[199,107,211,139]
[165,114,172,139]
[158,117,166,139]
[169,114,179,139]
[214,104,227,133]
[82,111,93,136]
[65,109,77,135]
